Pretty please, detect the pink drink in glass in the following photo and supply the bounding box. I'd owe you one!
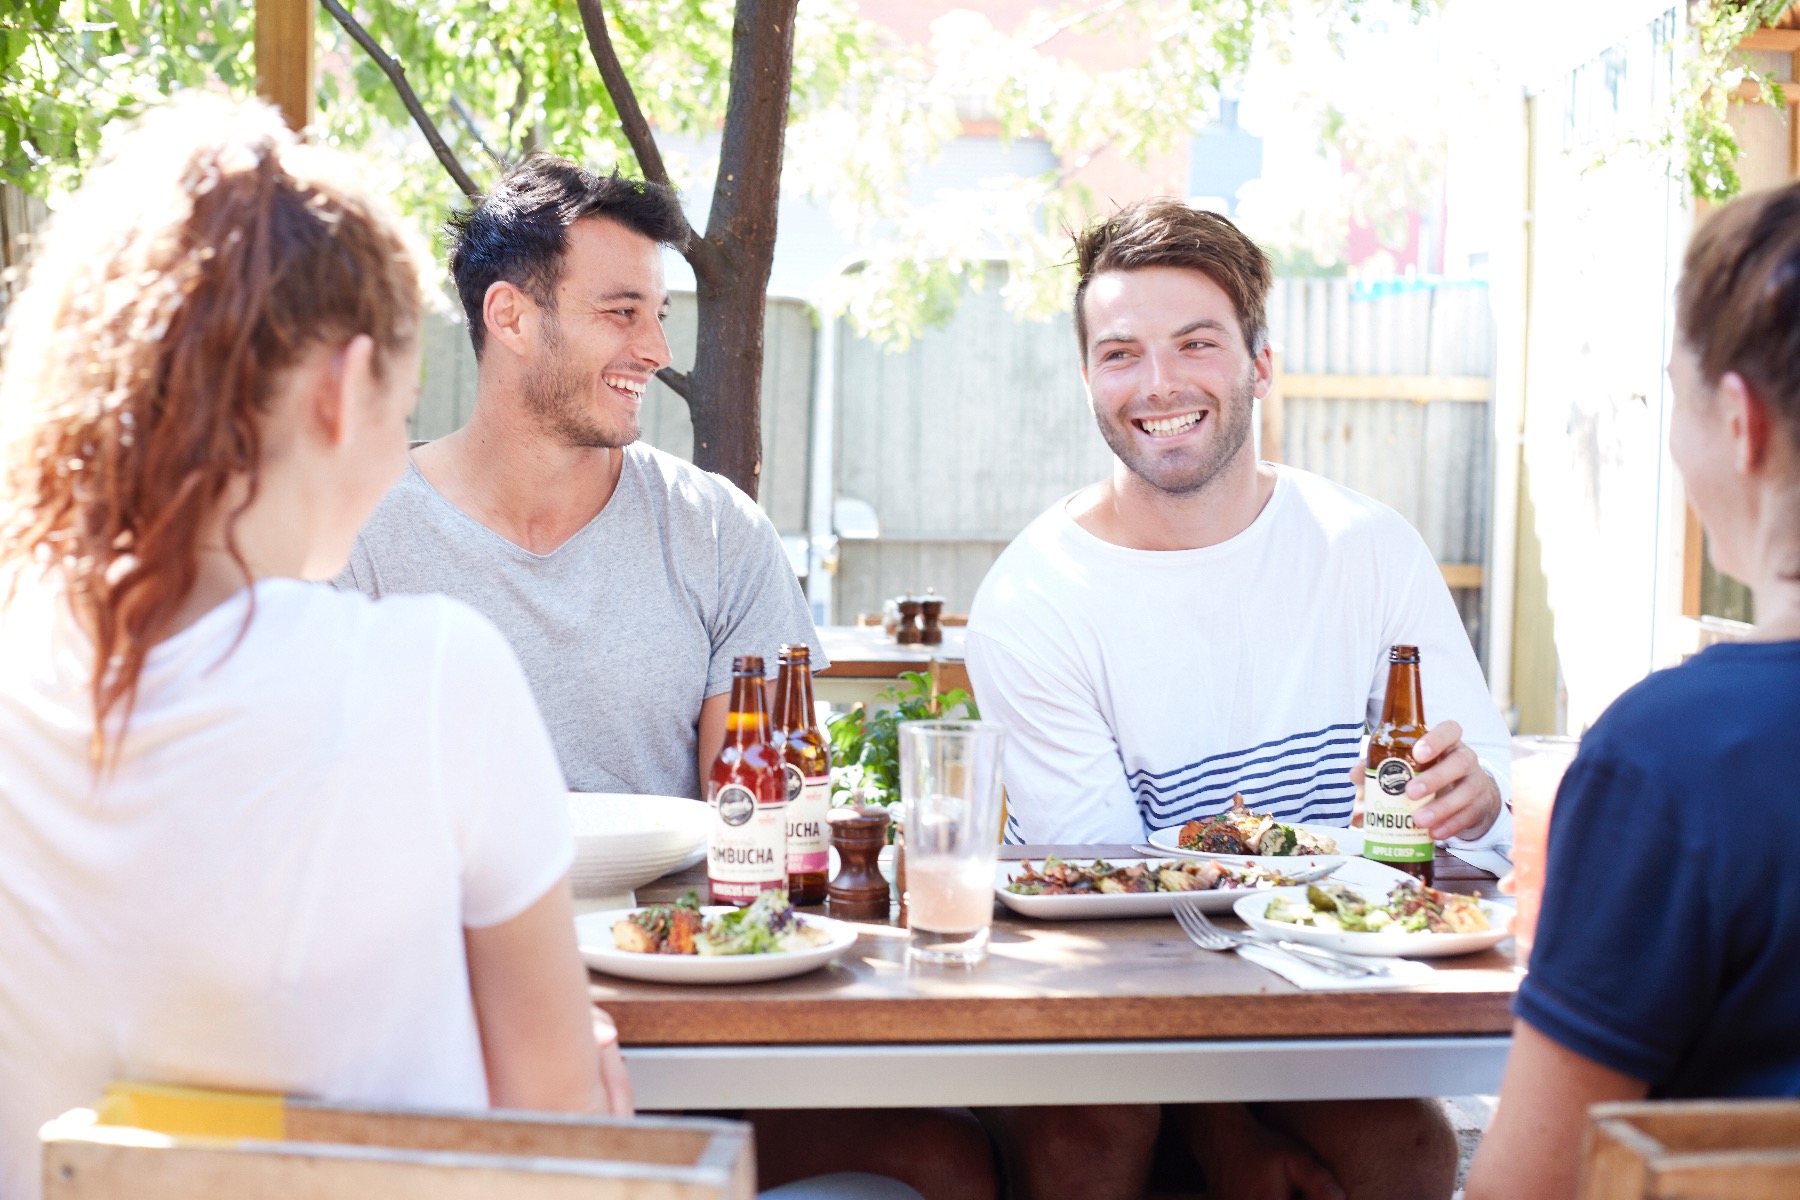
[905,856,996,933]
[899,722,1006,965]
[1509,735,1579,967]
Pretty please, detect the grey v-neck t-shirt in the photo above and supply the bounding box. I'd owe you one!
[336,442,825,799]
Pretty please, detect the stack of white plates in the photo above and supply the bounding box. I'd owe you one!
[566,793,710,899]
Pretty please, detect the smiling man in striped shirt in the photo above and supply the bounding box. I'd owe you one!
[965,198,1511,1200]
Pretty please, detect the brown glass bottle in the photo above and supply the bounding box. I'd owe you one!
[1363,644,1435,884]
[772,645,831,906]
[706,656,787,906]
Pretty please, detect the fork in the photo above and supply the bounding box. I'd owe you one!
[1171,899,1387,978]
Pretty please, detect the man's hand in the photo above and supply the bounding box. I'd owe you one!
[1347,718,1502,842]
[1411,719,1502,841]
[1176,1103,1344,1200]
[593,1010,635,1117]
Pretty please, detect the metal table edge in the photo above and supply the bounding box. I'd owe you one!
[623,1034,1512,1109]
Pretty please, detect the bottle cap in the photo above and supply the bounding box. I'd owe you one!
[733,655,765,674]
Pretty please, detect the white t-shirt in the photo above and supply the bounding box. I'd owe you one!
[966,465,1513,848]
[0,578,572,1200]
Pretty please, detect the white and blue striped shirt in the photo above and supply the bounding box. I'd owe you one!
[971,466,1511,849]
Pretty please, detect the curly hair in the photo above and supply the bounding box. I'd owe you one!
[0,94,427,762]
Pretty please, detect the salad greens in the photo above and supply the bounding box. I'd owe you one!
[1264,882,1492,935]
[696,890,829,956]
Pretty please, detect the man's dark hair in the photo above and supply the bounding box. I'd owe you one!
[445,155,689,357]
[1070,198,1272,362]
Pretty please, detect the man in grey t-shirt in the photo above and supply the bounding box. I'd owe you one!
[338,156,823,800]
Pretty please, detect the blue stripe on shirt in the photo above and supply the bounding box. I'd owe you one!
[1130,723,1364,830]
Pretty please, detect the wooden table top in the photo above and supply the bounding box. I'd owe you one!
[589,846,1519,1048]
[814,625,965,677]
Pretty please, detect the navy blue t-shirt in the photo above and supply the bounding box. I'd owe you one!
[1514,640,1800,1098]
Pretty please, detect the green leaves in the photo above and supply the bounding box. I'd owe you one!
[1616,0,1794,205]
[0,1,253,194]
[824,671,980,810]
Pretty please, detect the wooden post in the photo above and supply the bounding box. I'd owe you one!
[1262,348,1286,464]
[254,0,315,132]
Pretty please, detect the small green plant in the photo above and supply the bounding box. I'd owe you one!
[825,671,979,812]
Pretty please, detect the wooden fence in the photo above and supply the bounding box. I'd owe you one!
[0,183,47,321]
[1264,277,1494,654]
[833,266,1112,624]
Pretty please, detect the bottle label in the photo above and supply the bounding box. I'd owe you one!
[709,782,786,902]
[784,765,831,874]
[1363,758,1434,863]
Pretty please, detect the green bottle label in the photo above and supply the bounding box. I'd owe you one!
[1363,760,1433,863]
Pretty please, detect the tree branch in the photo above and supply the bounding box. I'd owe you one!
[449,94,506,167]
[574,0,704,272]
[656,366,693,400]
[573,0,672,188]
[319,0,482,200]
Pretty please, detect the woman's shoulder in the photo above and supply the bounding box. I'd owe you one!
[1577,641,1800,788]
[271,581,518,681]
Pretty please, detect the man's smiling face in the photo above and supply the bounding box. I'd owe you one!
[1079,265,1267,496]
[520,215,671,449]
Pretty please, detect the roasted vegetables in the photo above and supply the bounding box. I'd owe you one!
[1005,856,1302,896]
[1176,793,1339,856]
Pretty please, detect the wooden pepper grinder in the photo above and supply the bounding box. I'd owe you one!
[895,595,923,645]
[920,590,944,646]
[827,806,892,919]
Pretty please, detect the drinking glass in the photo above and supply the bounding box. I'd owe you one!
[1509,735,1580,968]
[899,720,1006,965]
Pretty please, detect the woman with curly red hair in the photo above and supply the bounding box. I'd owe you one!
[0,96,628,1199]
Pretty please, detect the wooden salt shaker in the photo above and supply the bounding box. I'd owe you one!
[895,595,923,645]
[827,806,892,919]
[919,591,944,645]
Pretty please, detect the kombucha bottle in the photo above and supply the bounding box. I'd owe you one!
[1364,644,1436,884]
[707,656,787,906]
[772,645,831,906]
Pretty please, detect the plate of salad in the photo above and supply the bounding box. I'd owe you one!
[576,890,858,984]
[1234,882,1513,958]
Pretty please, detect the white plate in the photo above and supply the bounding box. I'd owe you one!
[995,858,1339,920]
[567,793,711,899]
[1145,821,1359,869]
[576,907,858,984]
[1233,887,1514,958]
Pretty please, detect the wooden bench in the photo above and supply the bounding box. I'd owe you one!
[1580,1099,1800,1200]
[43,1081,754,1199]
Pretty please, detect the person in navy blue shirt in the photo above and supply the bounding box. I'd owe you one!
[1467,182,1800,1200]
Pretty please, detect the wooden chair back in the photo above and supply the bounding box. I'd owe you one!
[1579,1098,1800,1200]
[43,1082,754,1199]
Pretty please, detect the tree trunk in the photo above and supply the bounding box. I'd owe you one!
[688,272,772,495]
[682,0,797,500]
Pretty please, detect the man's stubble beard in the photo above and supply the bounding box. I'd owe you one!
[1095,366,1256,497]
[521,312,640,450]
